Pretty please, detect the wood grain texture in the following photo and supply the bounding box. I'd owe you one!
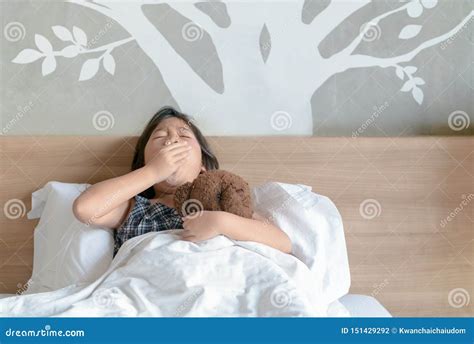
[1,136,472,316]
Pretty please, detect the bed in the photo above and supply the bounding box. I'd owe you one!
[1,136,472,316]
[0,293,391,317]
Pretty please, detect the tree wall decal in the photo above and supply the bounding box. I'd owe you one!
[11,0,473,135]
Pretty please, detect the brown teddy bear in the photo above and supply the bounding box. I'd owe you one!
[174,170,253,219]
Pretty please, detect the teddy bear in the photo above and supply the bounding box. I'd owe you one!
[174,170,253,219]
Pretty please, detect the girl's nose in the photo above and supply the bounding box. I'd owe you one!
[164,135,180,146]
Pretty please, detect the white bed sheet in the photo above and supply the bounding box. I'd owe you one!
[329,294,392,317]
[0,292,390,317]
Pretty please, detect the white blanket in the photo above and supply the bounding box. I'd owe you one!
[0,230,349,317]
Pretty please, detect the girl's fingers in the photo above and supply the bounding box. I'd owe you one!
[170,155,191,168]
[169,145,191,154]
[174,155,190,166]
[172,150,191,160]
[166,143,191,154]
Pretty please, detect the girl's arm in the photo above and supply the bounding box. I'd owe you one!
[73,141,191,228]
[220,212,292,254]
[72,165,158,228]
[181,211,292,254]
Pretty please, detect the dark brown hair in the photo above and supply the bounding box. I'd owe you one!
[132,106,219,199]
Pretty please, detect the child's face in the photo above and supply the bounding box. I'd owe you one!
[144,117,204,191]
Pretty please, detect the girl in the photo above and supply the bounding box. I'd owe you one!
[73,107,292,256]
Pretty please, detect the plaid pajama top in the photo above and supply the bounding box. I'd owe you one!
[113,194,183,256]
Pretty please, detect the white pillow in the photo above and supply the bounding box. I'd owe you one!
[251,182,351,304]
[24,181,114,294]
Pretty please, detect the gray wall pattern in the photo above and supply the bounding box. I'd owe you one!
[1,0,473,136]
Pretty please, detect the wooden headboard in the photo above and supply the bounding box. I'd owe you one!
[1,136,472,317]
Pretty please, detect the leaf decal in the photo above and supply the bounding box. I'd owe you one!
[12,49,43,64]
[396,66,405,80]
[79,58,100,81]
[73,26,88,46]
[35,34,53,54]
[401,80,414,92]
[404,66,418,75]
[421,0,438,9]
[52,25,73,42]
[413,77,426,86]
[412,87,424,105]
[60,45,79,58]
[399,25,422,40]
[41,56,56,76]
[103,54,116,75]
[259,23,271,63]
[407,2,423,18]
